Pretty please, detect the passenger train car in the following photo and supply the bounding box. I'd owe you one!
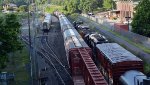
[59,14,108,85]
[42,13,52,32]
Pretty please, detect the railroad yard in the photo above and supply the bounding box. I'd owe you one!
[20,13,150,85]
[0,0,150,85]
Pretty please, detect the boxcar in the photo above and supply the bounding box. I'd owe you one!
[59,14,108,85]
[96,43,143,85]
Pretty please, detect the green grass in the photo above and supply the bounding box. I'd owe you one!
[144,62,150,75]
[99,25,150,54]
[45,5,66,14]
[1,47,30,85]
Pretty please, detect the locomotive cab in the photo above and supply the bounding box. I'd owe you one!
[120,70,150,85]
[89,33,108,50]
[88,33,108,63]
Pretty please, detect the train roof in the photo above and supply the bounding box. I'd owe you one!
[64,29,80,40]
[89,33,108,43]
[61,24,74,32]
[96,43,142,63]
[60,15,89,49]
[120,70,147,85]
[65,35,88,48]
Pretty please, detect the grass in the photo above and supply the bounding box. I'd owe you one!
[102,25,150,54]
[45,5,66,14]
[1,47,30,85]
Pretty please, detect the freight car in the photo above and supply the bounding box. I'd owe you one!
[96,43,144,85]
[59,14,108,85]
[42,13,52,33]
[73,20,150,85]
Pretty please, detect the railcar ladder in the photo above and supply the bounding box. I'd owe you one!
[78,48,108,85]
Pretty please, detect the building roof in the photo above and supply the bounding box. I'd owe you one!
[96,43,142,63]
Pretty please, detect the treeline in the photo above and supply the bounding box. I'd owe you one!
[51,0,113,13]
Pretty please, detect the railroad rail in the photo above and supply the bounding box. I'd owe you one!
[21,35,73,85]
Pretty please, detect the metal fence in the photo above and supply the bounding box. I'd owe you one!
[82,14,150,48]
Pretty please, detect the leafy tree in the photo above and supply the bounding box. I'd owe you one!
[0,6,3,11]
[103,0,112,10]
[19,5,28,12]
[51,0,63,5]
[131,0,150,37]
[0,14,23,69]
[64,0,98,13]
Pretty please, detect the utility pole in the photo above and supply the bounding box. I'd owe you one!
[27,0,33,85]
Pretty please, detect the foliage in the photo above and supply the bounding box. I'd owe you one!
[7,7,14,11]
[45,5,66,14]
[51,0,63,5]
[0,6,3,11]
[1,47,30,85]
[0,13,23,69]
[64,0,99,13]
[103,0,112,10]
[18,5,28,12]
[131,0,150,37]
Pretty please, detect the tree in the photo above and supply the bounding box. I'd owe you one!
[19,5,28,12]
[131,0,150,37]
[103,0,112,10]
[64,0,98,13]
[0,14,23,69]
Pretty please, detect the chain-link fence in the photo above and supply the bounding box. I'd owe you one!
[82,14,150,48]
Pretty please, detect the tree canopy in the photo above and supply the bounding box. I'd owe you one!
[64,0,99,13]
[131,0,150,37]
[0,13,23,68]
[103,0,112,10]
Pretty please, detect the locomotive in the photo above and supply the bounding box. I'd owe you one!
[57,13,150,85]
[75,21,150,85]
[42,13,52,33]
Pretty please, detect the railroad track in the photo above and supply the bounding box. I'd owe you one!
[40,36,73,85]
[46,31,69,67]
[21,35,73,85]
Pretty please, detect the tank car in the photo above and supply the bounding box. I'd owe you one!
[59,14,108,85]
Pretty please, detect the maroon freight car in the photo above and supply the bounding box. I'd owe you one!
[96,43,143,85]
[59,14,108,85]
[63,28,107,85]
